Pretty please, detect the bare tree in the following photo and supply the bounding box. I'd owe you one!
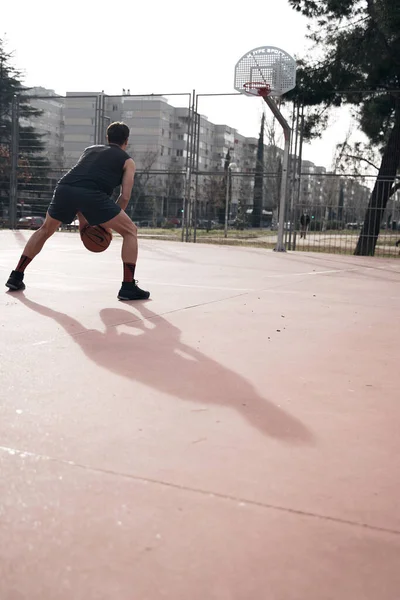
[165,167,185,220]
[202,174,224,230]
[129,150,158,221]
[236,176,252,229]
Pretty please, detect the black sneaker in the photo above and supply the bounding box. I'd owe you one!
[117,281,150,301]
[5,270,25,291]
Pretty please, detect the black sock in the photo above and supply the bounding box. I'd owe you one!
[123,262,136,282]
[15,255,32,273]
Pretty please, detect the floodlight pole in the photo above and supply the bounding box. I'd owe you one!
[263,96,291,252]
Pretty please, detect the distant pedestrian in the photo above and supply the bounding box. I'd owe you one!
[300,213,310,239]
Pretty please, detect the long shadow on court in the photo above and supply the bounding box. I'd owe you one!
[14,294,314,445]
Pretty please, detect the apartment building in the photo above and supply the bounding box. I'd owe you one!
[28,89,358,225]
[63,92,98,166]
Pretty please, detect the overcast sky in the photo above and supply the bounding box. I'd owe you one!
[2,0,362,169]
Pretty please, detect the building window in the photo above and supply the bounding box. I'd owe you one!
[161,145,164,155]
[168,147,171,156]
[178,134,184,140]
[112,104,118,111]
[176,149,183,157]
[162,128,165,136]
[169,131,172,139]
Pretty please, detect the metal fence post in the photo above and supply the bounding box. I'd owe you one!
[9,94,19,230]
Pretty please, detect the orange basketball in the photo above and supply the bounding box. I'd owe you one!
[80,224,112,253]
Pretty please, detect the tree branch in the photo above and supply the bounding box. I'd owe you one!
[342,153,379,170]
[390,181,400,198]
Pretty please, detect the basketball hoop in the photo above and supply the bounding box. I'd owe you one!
[243,82,271,98]
[234,46,296,97]
[234,46,297,253]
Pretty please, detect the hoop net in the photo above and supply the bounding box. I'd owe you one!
[243,82,271,97]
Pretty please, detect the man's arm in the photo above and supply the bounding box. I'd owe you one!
[116,158,136,211]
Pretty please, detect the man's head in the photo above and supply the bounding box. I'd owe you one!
[107,122,130,149]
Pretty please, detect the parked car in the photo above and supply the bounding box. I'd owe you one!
[17,216,45,230]
[164,217,182,228]
[62,219,79,231]
[136,220,151,228]
[197,219,222,230]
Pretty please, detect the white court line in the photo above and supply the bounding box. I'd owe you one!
[150,268,360,290]
[0,265,360,293]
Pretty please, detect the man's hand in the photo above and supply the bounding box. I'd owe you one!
[116,158,136,211]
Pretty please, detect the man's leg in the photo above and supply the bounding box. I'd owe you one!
[101,210,149,301]
[6,213,61,291]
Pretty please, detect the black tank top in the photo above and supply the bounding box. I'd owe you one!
[59,144,131,195]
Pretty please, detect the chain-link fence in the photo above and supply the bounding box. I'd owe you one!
[0,128,12,228]
[0,94,18,228]
[286,174,400,257]
[1,90,399,257]
[0,92,192,232]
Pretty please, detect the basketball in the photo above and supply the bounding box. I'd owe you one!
[80,224,112,253]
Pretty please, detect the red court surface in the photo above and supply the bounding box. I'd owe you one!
[1,229,400,600]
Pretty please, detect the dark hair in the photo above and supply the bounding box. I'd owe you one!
[107,122,130,146]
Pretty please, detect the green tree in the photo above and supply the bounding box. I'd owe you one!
[217,149,232,225]
[252,113,265,228]
[0,39,50,221]
[287,0,400,255]
[263,118,282,215]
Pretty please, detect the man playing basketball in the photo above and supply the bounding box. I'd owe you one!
[5,122,149,301]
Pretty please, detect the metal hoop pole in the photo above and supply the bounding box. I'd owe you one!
[263,95,291,252]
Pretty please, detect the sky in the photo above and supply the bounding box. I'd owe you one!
[2,0,362,170]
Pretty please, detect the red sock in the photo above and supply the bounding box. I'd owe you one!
[15,255,32,273]
[123,263,136,282]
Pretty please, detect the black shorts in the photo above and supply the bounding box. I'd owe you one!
[48,184,121,226]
